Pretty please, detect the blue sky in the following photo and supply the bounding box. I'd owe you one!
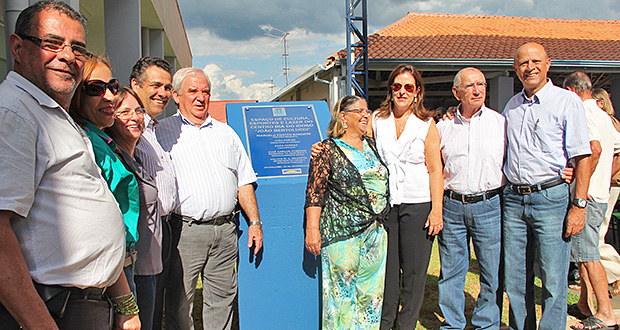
[177,0,620,101]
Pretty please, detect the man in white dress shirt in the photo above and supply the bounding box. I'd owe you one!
[156,67,264,330]
[436,67,505,330]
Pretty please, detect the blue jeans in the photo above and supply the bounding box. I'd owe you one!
[438,194,502,330]
[135,275,157,330]
[502,183,570,330]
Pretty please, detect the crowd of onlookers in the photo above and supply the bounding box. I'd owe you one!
[2,1,620,330]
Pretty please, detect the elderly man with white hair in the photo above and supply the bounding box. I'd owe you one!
[156,67,264,330]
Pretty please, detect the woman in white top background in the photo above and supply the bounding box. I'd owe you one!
[371,64,443,330]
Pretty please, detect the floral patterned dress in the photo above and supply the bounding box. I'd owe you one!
[305,137,389,329]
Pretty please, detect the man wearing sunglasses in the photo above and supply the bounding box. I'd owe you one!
[0,1,136,330]
[129,57,181,330]
[436,67,506,330]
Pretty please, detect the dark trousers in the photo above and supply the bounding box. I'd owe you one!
[0,294,112,330]
[153,215,184,330]
[381,202,435,330]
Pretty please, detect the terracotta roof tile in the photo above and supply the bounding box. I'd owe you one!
[377,12,620,41]
[332,12,620,62]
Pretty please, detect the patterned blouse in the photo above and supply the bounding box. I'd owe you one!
[305,136,390,247]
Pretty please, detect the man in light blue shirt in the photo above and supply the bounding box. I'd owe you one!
[502,42,591,330]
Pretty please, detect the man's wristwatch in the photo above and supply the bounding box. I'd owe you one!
[572,198,587,209]
[249,220,263,227]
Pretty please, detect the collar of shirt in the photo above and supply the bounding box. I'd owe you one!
[519,78,554,105]
[144,113,158,130]
[455,103,486,124]
[82,120,116,149]
[8,71,64,111]
[176,110,213,128]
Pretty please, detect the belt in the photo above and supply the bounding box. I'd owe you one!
[172,212,237,226]
[445,187,503,204]
[509,176,565,195]
[34,282,107,301]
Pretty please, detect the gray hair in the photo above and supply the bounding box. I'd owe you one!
[563,71,592,94]
[172,67,212,94]
[453,67,485,88]
[15,1,86,36]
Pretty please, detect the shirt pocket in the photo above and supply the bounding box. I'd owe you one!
[533,119,562,154]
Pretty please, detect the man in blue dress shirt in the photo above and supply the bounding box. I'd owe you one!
[502,42,592,330]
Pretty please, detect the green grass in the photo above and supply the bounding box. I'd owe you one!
[189,241,578,329]
[417,241,579,329]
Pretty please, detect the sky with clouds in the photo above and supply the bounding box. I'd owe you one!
[177,0,620,101]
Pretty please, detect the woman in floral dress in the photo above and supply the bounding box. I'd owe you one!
[305,95,390,330]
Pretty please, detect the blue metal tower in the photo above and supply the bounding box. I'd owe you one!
[345,0,369,100]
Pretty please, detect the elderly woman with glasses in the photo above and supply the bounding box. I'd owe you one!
[106,87,161,330]
[305,95,390,330]
[68,55,141,327]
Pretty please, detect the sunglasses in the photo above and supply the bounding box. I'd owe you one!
[391,83,416,93]
[344,108,372,116]
[83,79,120,96]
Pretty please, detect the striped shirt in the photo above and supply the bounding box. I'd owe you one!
[437,104,506,194]
[503,80,591,185]
[156,112,257,220]
[135,114,179,216]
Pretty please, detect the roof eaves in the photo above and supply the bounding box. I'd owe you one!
[269,63,335,101]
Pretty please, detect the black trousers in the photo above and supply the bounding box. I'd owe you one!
[0,294,112,330]
[152,214,184,330]
[381,202,435,330]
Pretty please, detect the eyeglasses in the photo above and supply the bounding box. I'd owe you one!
[115,108,145,119]
[18,34,90,60]
[83,79,120,96]
[391,83,416,93]
[461,81,487,91]
[344,108,372,115]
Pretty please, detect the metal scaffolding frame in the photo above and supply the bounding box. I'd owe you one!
[345,0,368,100]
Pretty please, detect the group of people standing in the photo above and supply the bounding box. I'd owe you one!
[0,1,263,330]
[306,42,620,330]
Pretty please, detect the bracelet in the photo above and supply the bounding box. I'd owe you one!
[249,220,263,227]
[111,292,140,315]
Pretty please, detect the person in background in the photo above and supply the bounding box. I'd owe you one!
[128,56,180,330]
[592,88,620,297]
[107,86,161,330]
[564,71,620,330]
[0,1,138,329]
[305,95,390,330]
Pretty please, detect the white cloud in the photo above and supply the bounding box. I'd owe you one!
[203,63,274,102]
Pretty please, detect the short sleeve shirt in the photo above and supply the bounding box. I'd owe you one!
[503,80,591,185]
[0,72,125,288]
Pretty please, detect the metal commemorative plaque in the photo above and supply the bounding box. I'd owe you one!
[242,103,324,179]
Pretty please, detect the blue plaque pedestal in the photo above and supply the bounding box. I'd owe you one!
[226,101,331,329]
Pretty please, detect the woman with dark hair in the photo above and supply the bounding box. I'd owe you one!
[68,54,141,329]
[107,87,161,330]
[305,95,390,330]
[372,64,443,330]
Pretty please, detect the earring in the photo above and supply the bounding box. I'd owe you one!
[343,122,348,130]
[414,95,418,103]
